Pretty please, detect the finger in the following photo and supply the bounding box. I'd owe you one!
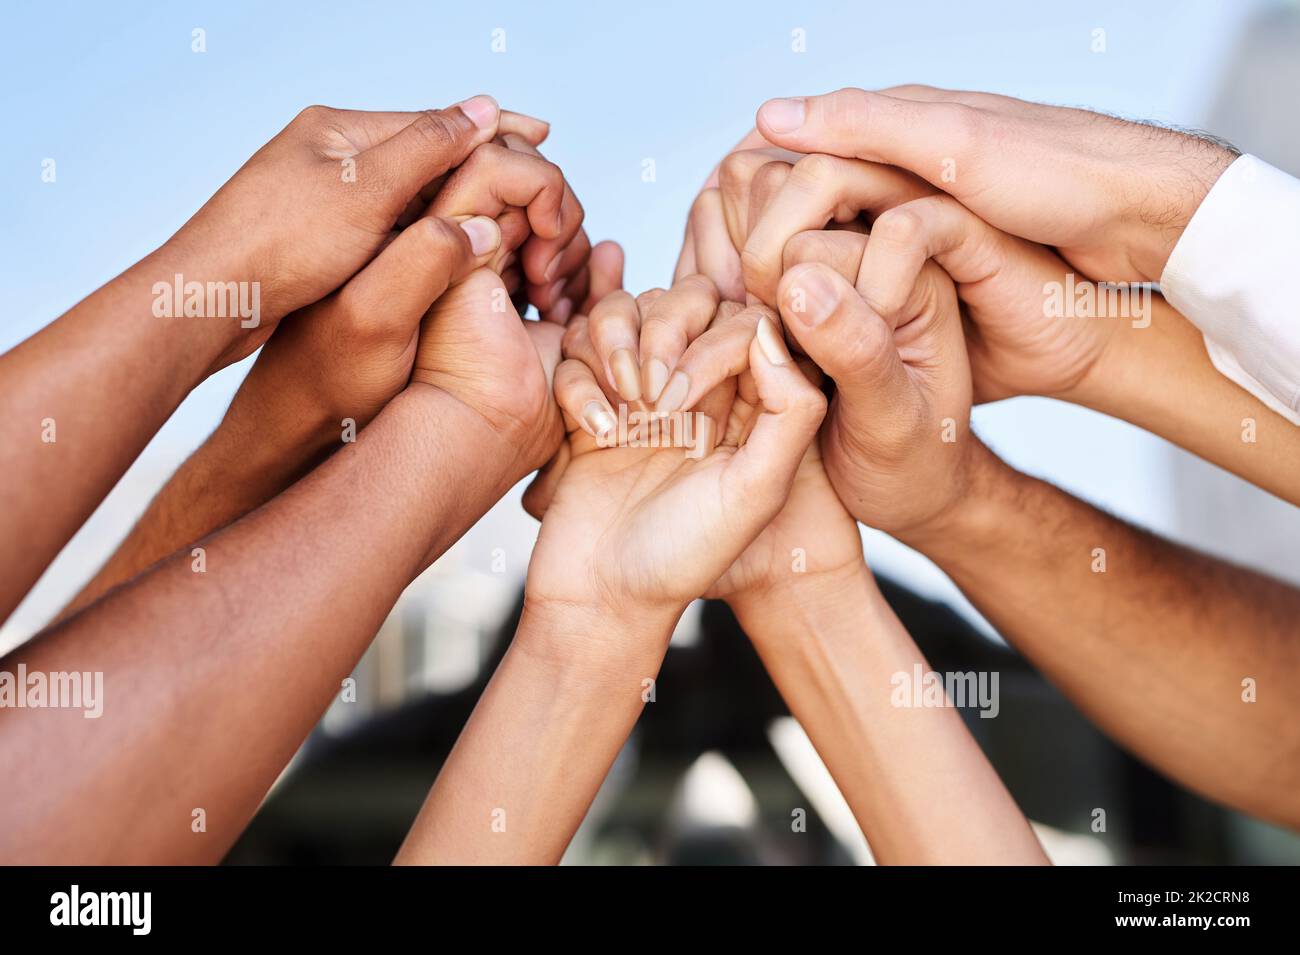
[723,315,828,518]
[555,358,618,440]
[688,190,745,302]
[747,160,793,241]
[501,135,587,284]
[522,441,570,521]
[755,88,973,181]
[527,229,592,318]
[857,193,1003,324]
[717,147,804,249]
[356,96,500,211]
[427,142,568,242]
[586,291,644,403]
[782,229,867,286]
[701,127,781,188]
[654,301,763,417]
[636,275,723,404]
[674,228,698,284]
[498,109,550,145]
[777,263,914,415]
[583,240,625,313]
[560,314,621,406]
[341,215,500,336]
[742,153,934,306]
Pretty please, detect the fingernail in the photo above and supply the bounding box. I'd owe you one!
[760,97,806,134]
[543,251,564,282]
[656,371,690,416]
[790,268,839,327]
[643,358,670,403]
[457,94,499,130]
[610,348,642,402]
[549,298,572,324]
[582,400,617,439]
[546,278,565,301]
[756,316,792,365]
[459,216,500,256]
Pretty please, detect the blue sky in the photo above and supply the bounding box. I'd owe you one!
[0,0,1272,638]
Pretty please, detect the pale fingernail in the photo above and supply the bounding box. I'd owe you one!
[656,371,690,416]
[457,94,499,130]
[543,251,564,282]
[789,268,839,327]
[549,298,573,323]
[610,348,642,401]
[643,358,670,403]
[756,316,792,365]
[582,400,617,439]
[459,216,500,256]
[760,97,806,134]
[546,278,565,301]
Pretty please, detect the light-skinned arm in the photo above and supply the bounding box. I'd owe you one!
[395,279,827,864]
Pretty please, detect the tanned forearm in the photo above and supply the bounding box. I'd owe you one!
[395,600,680,864]
[0,383,519,864]
[56,393,327,621]
[904,441,1300,829]
[0,242,248,623]
[730,566,1047,864]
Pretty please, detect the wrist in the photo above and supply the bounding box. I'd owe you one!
[512,594,683,686]
[728,561,876,648]
[893,437,1023,563]
[1126,144,1237,282]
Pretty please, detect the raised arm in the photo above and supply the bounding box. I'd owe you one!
[395,279,826,864]
[0,97,508,625]
[0,269,566,863]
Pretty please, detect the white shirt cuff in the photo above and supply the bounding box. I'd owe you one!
[1159,154,1300,425]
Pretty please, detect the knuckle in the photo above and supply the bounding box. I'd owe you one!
[792,151,840,184]
[872,206,925,247]
[294,104,334,127]
[411,109,463,152]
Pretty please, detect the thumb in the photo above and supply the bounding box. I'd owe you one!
[342,216,501,328]
[756,88,956,183]
[776,263,914,412]
[723,315,827,521]
[357,95,500,209]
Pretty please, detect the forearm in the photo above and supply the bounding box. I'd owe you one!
[905,441,1300,828]
[0,384,516,863]
[0,243,245,623]
[731,566,1046,864]
[1070,295,1298,505]
[395,600,680,865]
[58,396,326,620]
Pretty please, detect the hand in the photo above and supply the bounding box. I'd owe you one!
[776,250,977,540]
[722,149,1124,404]
[524,279,826,616]
[165,96,565,366]
[751,85,1238,285]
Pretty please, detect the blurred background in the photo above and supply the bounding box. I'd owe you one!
[2,0,1298,863]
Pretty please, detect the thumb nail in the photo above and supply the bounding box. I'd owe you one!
[760,97,806,134]
[456,94,499,131]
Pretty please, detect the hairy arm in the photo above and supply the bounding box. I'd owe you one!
[0,383,519,863]
[731,567,1047,864]
[904,443,1300,829]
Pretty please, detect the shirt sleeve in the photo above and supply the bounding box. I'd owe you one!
[1159,154,1300,425]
